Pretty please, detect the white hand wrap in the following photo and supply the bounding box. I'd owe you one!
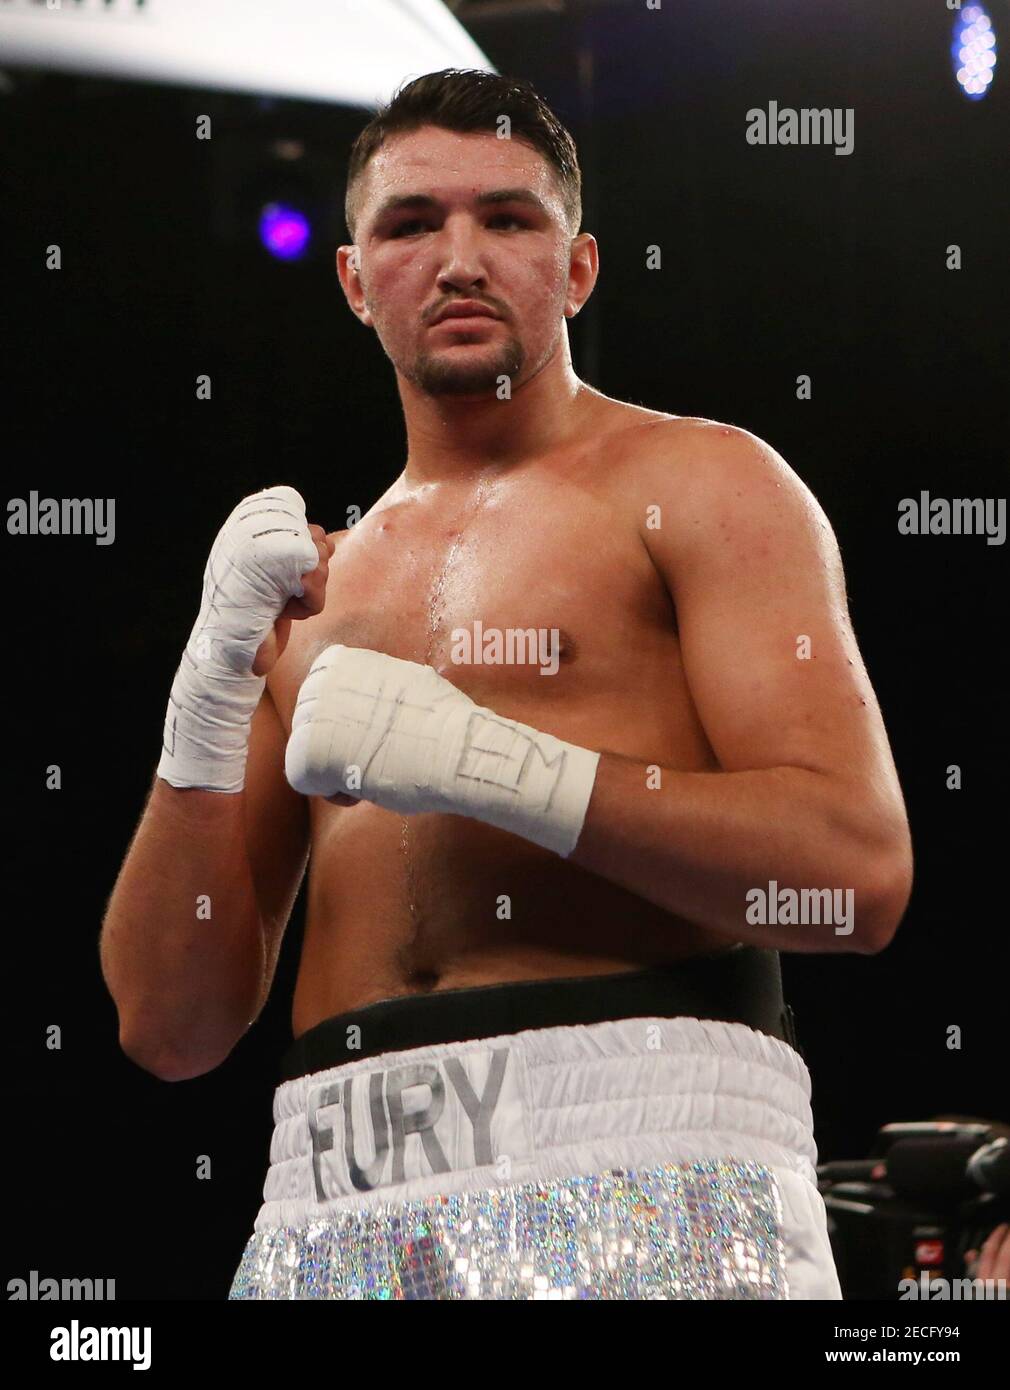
[285,645,601,857]
[158,485,319,792]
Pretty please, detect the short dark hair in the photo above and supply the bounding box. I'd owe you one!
[344,68,582,242]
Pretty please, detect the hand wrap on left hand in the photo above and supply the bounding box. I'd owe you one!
[284,644,600,857]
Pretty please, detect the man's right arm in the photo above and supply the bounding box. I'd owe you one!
[99,682,309,1081]
[99,485,332,1081]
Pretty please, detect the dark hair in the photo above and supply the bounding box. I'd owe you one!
[344,68,582,241]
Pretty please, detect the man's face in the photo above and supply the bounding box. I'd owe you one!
[345,126,578,398]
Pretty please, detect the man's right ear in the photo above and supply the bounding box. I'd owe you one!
[336,245,372,326]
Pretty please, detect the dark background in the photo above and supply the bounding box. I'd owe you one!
[3,0,1006,1297]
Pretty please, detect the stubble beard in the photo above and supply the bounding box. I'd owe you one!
[408,331,526,397]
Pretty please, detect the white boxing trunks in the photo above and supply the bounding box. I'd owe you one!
[228,950,842,1300]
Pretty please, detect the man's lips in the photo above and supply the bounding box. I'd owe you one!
[430,301,500,325]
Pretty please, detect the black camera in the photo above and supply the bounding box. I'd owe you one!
[819,1119,1008,1300]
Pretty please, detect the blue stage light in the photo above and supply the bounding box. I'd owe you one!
[953,5,997,100]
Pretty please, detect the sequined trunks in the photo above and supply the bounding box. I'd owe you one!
[230,1159,785,1299]
[228,963,842,1299]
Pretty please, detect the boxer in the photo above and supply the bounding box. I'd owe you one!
[101,69,912,1299]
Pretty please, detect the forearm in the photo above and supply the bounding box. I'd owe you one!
[100,778,266,1077]
[279,646,909,953]
[569,751,908,953]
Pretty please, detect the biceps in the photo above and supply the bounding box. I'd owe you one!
[675,533,886,778]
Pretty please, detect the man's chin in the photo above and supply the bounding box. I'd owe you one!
[411,346,524,398]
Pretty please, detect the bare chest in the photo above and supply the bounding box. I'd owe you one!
[269,468,678,738]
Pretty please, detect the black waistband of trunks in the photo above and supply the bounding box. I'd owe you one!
[279,945,802,1081]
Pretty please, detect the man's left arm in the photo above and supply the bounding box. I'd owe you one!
[568,422,913,954]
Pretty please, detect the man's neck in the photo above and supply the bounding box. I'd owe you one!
[398,350,593,487]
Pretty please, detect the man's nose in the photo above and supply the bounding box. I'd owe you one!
[435,218,487,291]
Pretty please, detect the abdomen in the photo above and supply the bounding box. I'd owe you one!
[291,796,730,1036]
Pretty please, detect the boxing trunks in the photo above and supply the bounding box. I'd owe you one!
[228,945,841,1299]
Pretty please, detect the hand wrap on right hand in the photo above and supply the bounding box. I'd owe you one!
[157,485,319,792]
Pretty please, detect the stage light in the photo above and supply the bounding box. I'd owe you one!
[952,5,997,100]
[259,203,311,262]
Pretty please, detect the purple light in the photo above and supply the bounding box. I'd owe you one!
[259,203,311,261]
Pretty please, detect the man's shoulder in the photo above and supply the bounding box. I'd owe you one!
[591,400,760,460]
[603,411,830,558]
[619,405,816,500]
[600,408,793,499]
[619,411,773,465]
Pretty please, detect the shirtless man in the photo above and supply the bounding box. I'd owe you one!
[100,69,912,1300]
